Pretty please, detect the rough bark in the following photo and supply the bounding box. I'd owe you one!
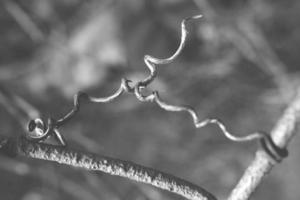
[0,136,217,200]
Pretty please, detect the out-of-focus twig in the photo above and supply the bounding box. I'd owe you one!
[236,16,293,101]
[3,0,45,42]
[0,136,217,200]
[193,0,293,102]
[0,86,40,130]
[228,87,300,200]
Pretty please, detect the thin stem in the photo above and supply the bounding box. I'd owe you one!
[0,136,217,200]
[228,87,300,200]
[3,0,45,42]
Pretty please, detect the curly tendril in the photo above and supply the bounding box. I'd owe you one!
[26,14,287,162]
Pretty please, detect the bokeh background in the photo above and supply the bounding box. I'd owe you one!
[0,0,300,199]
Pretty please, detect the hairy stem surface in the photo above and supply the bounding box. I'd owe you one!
[0,136,216,200]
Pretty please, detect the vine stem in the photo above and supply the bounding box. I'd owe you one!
[228,87,300,200]
[0,136,217,200]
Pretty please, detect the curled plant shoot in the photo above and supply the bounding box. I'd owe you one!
[27,14,287,163]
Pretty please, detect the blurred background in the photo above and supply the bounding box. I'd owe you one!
[0,0,300,199]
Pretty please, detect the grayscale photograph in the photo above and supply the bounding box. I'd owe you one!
[0,1,299,200]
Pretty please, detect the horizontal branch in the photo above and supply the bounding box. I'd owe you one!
[228,88,300,200]
[0,136,217,200]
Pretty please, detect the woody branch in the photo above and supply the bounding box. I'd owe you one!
[0,136,216,200]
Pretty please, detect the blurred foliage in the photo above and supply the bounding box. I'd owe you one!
[0,0,300,200]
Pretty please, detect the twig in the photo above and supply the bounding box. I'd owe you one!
[1,11,296,200]
[193,0,293,102]
[0,86,40,130]
[0,136,217,200]
[3,0,45,42]
[228,87,300,200]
